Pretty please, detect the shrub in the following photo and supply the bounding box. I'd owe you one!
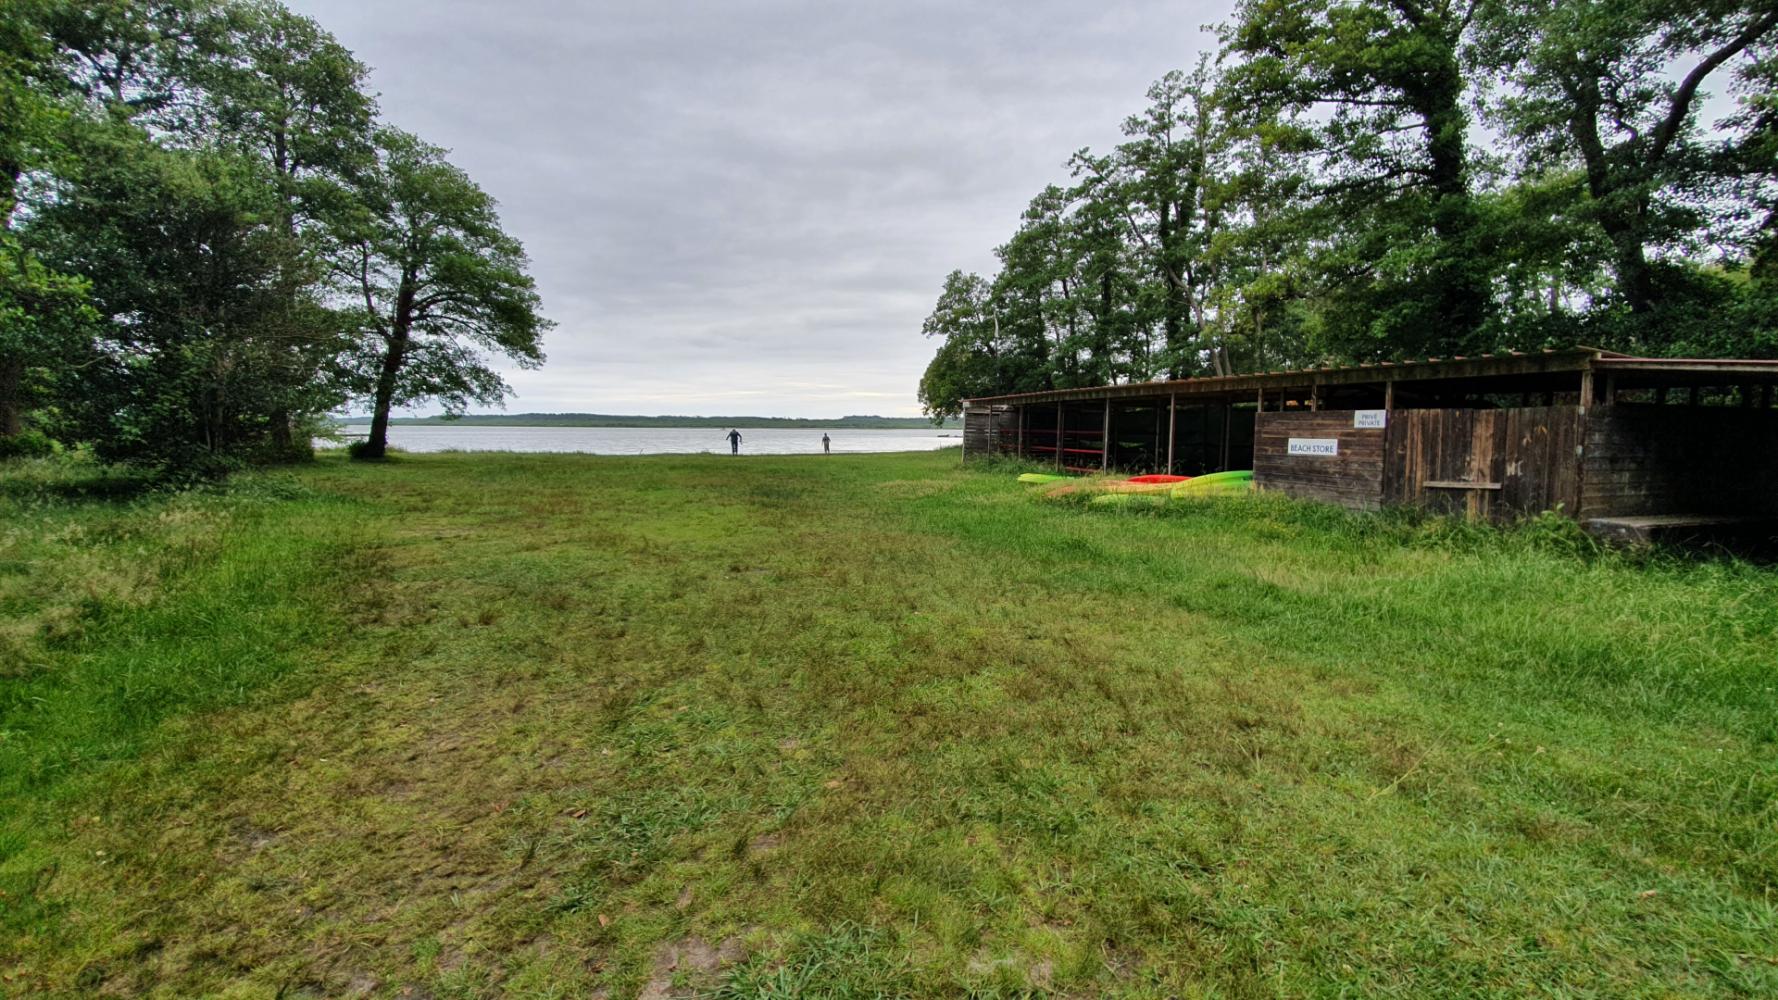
[0,431,56,461]
[346,441,402,461]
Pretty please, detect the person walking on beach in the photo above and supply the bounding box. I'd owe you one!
[821,433,831,455]
[726,429,742,455]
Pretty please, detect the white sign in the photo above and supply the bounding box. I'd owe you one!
[1287,438,1339,457]
[1354,409,1388,429]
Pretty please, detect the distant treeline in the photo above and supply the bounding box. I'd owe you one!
[337,414,961,430]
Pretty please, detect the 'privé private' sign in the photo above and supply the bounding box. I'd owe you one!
[1353,409,1387,429]
[1287,438,1339,457]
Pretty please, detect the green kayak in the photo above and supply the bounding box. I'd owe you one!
[1089,492,1167,509]
[1017,473,1069,485]
[1171,470,1254,496]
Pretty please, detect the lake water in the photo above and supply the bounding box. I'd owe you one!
[321,425,961,456]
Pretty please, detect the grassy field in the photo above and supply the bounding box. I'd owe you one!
[1,449,1774,998]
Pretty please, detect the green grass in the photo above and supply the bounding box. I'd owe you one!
[1,449,1774,998]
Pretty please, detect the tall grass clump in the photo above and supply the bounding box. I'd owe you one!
[0,465,365,813]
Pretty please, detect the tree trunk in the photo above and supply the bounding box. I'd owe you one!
[2,158,20,232]
[361,274,417,460]
[0,356,23,438]
[1418,66,1485,345]
[269,413,295,455]
[1602,209,1657,316]
[362,331,406,459]
[1564,72,1660,318]
[268,129,301,459]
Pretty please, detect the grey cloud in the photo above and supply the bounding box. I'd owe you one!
[290,0,1231,416]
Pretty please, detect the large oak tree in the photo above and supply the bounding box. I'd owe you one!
[341,129,549,460]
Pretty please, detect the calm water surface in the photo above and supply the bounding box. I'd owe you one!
[324,425,960,455]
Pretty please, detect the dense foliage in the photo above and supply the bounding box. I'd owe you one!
[0,0,549,472]
[919,1,1778,418]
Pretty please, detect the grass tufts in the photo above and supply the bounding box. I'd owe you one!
[1,450,1774,997]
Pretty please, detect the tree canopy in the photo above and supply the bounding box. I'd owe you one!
[0,0,548,471]
[918,0,1778,420]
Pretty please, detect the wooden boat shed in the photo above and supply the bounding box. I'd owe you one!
[960,347,1778,540]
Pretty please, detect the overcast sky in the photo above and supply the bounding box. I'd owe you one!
[290,1,1232,417]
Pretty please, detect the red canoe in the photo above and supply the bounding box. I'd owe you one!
[1127,474,1192,484]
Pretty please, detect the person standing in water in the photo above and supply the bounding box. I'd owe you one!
[726,429,742,455]
[821,433,831,454]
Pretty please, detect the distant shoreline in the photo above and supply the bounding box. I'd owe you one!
[335,413,958,430]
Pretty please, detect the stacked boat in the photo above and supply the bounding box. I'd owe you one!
[1017,469,1255,506]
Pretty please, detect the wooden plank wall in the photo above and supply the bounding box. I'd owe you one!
[990,406,1019,455]
[1253,411,1387,510]
[1581,404,1778,517]
[961,406,993,460]
[1385,407,1581,520]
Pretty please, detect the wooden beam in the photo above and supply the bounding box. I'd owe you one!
[1152,404,1162,471]
[1743,384,1757,407]
[1655,386,1668,405]
[1579,369,1593,415]
[1221,403,1232,471]
[1167,392,1177,475]
[1101,399,1111,471]
[1423,480,1503,491]
[962,349,1606,408]
[1764,383,1774,409]
[1384,379,1395,414]
[960,404,968,462]
[1017,406,1025,457]
[1054,404,1063,471]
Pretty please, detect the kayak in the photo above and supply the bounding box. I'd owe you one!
[1017,473,1068,484]
[1090,492,1168,509]
[1098,481,1177,494]
[1127,474,1191,484]
[1172,470,1254,496]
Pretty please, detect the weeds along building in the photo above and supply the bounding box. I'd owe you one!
[960,347,1778,543]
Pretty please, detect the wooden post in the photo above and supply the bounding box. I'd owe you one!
[1310,382,1320,411]
[1152,404,1162,471]
[1655,386,1668,405]
[1055,404,1064,471]
[1384,379,1395,415]
[1578,369,1593,416]
[1689,386,1701,407]
[1743,384,1757,408]
[1101,399,1111,471]
[1256,387,1265,412]
[1220,403,1232,471]
[1017,406,1026,457]
[960,403,969,463]
[1763,384,1774,409]
[1167,392,1177,475]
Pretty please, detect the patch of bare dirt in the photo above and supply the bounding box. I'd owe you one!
[637,935,750,1000]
